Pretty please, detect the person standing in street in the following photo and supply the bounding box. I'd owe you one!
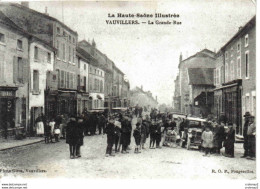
[133,123,142,153]
[247,116,256,160]
[76,117,85,158]
[214,121,225,154]
[149,119,157,149]
[155,120,162,148]
[120,115,129,154]
[105,117,115,157]
[98,113,106,135]
[66,116,79,159]
[223,123,235,158]
[241,112,251,158]
[201,124,214,157]
[126,115,132,150]
[114,116,122,153]
[140,121,147,150]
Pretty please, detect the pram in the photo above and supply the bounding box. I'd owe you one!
[163,129,180,147]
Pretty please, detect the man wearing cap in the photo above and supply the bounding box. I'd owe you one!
[241,112,251,158]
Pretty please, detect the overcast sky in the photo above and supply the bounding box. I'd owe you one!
[28,0,256,105]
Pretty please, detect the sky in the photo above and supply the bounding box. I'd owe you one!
[27,0,256,106]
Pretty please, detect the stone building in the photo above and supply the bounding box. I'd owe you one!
[76,48,90,115]
[213,16,256,135]
[0,11,29,136]
[175,49,216,115]
[130,86,158,109]
[29,36,55,133]
[0,3,79,119]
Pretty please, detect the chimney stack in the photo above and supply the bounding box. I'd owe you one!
[21,1,29,8]
[45,7,49,16]
[238,26,243,31]
[179,52,182,63]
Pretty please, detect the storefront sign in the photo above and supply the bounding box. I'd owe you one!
[0,91,15,97]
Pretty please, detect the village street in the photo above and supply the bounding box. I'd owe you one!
[0,134,256,179]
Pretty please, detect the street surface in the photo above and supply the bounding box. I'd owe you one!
[0,134,256,179]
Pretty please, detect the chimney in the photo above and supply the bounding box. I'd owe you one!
[21,1,29,8]
[179,52,182,63]
[238,26,243,31]
[45,7,49,16]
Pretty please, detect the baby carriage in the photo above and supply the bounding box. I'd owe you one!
[163,129,180,147]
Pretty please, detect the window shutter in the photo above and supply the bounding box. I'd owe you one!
[22,59,28,83]
[13,56,18,83]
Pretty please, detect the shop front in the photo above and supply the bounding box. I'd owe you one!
[77,92,89,115]
[0,87,17,138]
[222,80,242,135]
[57,90,77,117]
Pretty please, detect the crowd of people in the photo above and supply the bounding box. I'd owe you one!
[33,106,255,161]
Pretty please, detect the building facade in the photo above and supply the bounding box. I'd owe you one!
[29,37,55,133]
[0,11,29,136]
[176,49,216,115]
[130,86,158,109]
[213,16,256,135]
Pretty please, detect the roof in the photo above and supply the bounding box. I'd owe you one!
[79,40,125,75]
[188,68,214,85]
[1,3,77,36]
[0,11,55,52]
[220,15,256,51]
[178,49,216,69]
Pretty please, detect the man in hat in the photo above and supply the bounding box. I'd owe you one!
[247,116,256,160]
[241,112,251,158]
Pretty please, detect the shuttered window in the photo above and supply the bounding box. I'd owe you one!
[33,70,39,92]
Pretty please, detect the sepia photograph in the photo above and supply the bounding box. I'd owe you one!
[0,0,257,185]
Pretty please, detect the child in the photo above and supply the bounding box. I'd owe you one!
[54,123,61,142]
[133,123,142,153]
[149,120,157,149]
[201,124,213,156]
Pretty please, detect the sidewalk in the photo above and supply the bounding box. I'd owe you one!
[0,137,44,151]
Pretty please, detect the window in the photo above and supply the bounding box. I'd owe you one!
[84,64,86,70]
[245,34,249,47]
[47,52,51,63]
[237,57,241,78]
[33,70,39,92]
[245,94,250,112]
[225,63,228,81]
[17,39,23,50]
[69,35,71,42]
[34,46,39,60]
[245,51,249,79]
[69,46,71,62]
[100,80,103,92]
[62,43,66,61]
[73,37,75,44]
[77,75,80,87]
[57,27,60,34]
[57,69,60,87]
[57,41,60,58]
[0,33,5,44]
[230,61,234,80]
[17,57,23,83]
[237,43,240,52]
[84,76,87,90]
[63,31,66,37]
[61,70,65,88]
[66,72,70,88]
[213,69,216,85]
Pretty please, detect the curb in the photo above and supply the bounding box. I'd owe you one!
[0,139,44,151]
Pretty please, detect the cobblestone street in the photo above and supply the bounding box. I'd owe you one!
[0,135,256,179]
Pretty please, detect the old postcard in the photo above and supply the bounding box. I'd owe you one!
[0,0,257,187]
